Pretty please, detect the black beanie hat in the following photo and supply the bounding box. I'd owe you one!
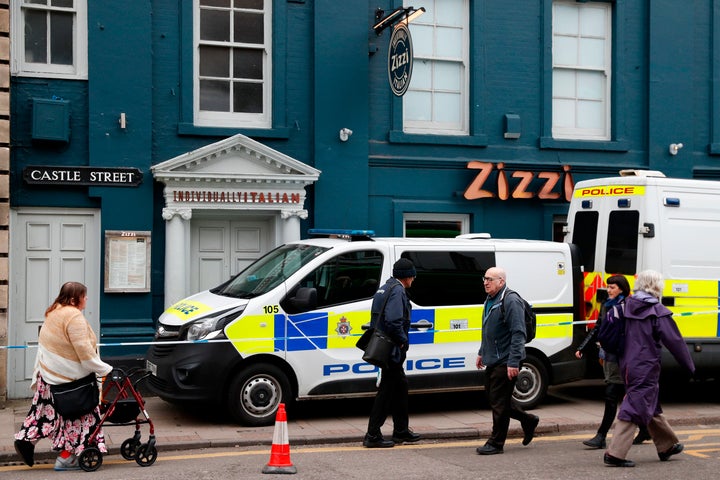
[393,258,416,279]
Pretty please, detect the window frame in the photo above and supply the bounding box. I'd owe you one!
[541,0,628,152]
[403,212,470,238]
[551,1,612,141]
[389,0,486,147]
[179,0,289,137]
[401,0,470,136]
[10,0,88,79]
[193,0,272,129]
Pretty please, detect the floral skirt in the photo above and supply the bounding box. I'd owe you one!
[14,374,107,455]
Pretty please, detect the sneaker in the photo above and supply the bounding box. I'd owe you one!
[54,454,80,471]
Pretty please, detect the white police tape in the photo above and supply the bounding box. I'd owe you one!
[0,311,716,350]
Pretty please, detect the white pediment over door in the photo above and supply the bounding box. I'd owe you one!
[152,133,321,211]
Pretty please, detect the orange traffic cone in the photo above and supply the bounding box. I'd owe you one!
[262,403,297,474]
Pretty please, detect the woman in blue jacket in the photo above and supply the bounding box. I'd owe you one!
[575,275,649,448]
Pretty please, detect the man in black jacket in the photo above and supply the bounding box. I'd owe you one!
[475,267,539,455]
[363,258,421,448]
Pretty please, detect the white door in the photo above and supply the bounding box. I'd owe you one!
[191,217,274,293]
[9,208,100,398]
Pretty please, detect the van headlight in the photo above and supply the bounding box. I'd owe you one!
[185,308,244,341]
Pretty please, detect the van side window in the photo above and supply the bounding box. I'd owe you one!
[606,210,639,274]
[284,250,384,312]
[402,251,493,306]
[571,211,599,272]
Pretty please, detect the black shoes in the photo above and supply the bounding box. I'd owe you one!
[583,433,607,449]
[521,414,540,446]
[14,439,34,467]
[392,429,421,443]
[633,429,652,445]
[658,443,684,461]
[476,443,504,455]
[604,452,635,467]
[363,433,394,448]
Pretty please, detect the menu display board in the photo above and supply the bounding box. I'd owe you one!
[104,231,151,293]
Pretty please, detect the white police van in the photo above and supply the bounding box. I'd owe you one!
[146,230,586,426]
[565,169,720,378]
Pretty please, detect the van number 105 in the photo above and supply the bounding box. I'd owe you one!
[263,305,279,314]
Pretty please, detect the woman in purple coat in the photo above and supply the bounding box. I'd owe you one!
[604,270,695,467]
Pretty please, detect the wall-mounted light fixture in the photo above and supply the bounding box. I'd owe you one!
[669,143,683,155]
[372,6,425,36]
[339,128,353,142]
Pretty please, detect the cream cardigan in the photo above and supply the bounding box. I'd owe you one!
[33,305,113,387]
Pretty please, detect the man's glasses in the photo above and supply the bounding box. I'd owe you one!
[482,276,499,282]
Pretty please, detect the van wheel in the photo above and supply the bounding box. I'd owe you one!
[512,355,548,410]
[227,364,291,426]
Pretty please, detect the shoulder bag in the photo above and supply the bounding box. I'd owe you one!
[359,283,400,369]
[50,372,100,419]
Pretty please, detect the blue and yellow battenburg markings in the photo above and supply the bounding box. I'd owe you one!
[164,300,213,322]
[223,305,574,355]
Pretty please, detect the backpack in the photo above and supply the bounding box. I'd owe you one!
[597,302,626,356]
[501,289,536,343]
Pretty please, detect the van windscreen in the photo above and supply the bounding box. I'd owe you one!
[211,244,328,298]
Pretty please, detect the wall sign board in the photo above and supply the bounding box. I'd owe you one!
[23,166,143,187]
[104,231,151,293]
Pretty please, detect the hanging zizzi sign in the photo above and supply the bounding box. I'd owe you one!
[388,22,413,96]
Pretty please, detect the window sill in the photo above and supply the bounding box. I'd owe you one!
[540,137,629,152]
[389,130,488,146]
[178,123,291,139]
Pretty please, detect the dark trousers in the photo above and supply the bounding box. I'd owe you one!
[597,382,650,439]
[485,364,533,447]
[367,363,409,436]
[598,382,625,435]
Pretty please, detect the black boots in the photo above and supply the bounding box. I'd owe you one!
[583,433,607,449]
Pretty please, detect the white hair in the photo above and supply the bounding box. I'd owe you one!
[634,270,664,299]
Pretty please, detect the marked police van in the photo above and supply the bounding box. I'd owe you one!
[565,169,720,376]
[146,230,586,426]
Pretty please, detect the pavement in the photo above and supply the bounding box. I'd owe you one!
[1,379,720,467]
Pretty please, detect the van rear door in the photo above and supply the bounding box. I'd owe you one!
[567,180,647,319]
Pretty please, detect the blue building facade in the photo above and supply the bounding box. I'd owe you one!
[5,0,720,397]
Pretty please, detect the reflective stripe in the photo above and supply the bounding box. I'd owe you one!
[583,272,720,339]
[226,304,576,355]
[226,313,276,354]
[163,299,213,323]
[665,278,720,338]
